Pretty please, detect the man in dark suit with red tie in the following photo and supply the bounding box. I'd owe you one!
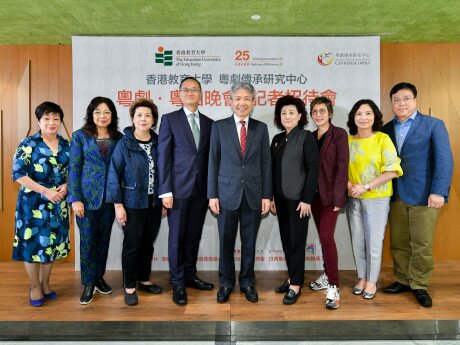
[158,77,214,305]
[208,82,272,303]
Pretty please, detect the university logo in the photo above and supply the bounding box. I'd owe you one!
[317,52,334,66]
[155,46,173,66]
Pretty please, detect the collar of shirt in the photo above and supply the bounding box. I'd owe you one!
[393,110,417,153]
[233,114,250,127]
[393,111,417,126]
[184,107,200,129]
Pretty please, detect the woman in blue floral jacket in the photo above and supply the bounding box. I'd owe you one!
[68,97,122,305]
[12,101,70,307]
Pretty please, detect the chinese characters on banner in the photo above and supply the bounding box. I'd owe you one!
[73,36,380,271]
[117,88,337,108]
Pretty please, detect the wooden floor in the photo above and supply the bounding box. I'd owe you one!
[1,260,459,322]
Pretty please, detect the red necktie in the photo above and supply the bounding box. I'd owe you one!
[240,120,247,156]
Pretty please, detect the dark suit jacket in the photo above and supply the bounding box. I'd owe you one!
[312,124,349,208]
[382,112,453,205]
[68,129,121,210]
[158,108,213,199]
[207,116,272,210]
[271,127,319,203]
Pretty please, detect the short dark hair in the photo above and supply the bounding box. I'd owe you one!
[274,95,308,130]
[83,97,121,139]
[179,76,202,91]
[390,82,417,99]
[347,99,383,135]
[310,96,333,123]
[129,98,158,128]
[35,101,63,121]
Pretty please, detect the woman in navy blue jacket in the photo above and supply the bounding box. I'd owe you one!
[106,98,165,306]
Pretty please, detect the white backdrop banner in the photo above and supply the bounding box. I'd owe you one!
[72,36,380,271]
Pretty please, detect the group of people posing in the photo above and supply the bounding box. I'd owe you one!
[12,78,453,310]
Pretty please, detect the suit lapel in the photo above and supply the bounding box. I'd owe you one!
[272,134,285,159]
[244,118,256,161]
[401,112,422,152]
[197,111,207,153]
[386,121,396,145]
[226,116,243,160]
[319,126,333,161]
[88,136,105,162]
[179,108,198,152]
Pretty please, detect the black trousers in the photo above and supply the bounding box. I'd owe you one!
[122,202,162,288]
[77,203,115,285]
[217,193,261,288]
[274,196,309,286]
[167,181,208,287]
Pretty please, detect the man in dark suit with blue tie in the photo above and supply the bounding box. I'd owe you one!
[208,82,272,303]
[158,77,214,305]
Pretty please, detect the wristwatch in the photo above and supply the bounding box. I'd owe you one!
[364,184,372,192]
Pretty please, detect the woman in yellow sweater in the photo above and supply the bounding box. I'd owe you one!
[346,99,403,300]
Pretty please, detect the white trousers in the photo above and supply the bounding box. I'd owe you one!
[347,197,390,283]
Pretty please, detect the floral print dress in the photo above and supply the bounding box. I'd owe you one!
[12,132,71,262]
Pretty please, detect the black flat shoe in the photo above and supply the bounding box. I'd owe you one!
[80,285,95,305]
[412,289,432,308]
[217,287,232,303]
[124,289,138,306]
[275,280,290,293]
[283,289,301,305]
[185,277,214,290]
[95,278,112,294]
[138,282,163,294]
[240,286,258,302]
[383,281,411,294]
[172,286,187,305]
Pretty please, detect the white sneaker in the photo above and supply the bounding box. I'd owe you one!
[309,273,329,291]
[325,284,340,309]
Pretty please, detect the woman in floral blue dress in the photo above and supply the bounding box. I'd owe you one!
[12,101,70,307]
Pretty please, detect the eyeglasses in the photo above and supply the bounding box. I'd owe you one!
[391,97,414,104]
[180,88,201,94]
[93,110,112,116]
[311,109,327,116]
